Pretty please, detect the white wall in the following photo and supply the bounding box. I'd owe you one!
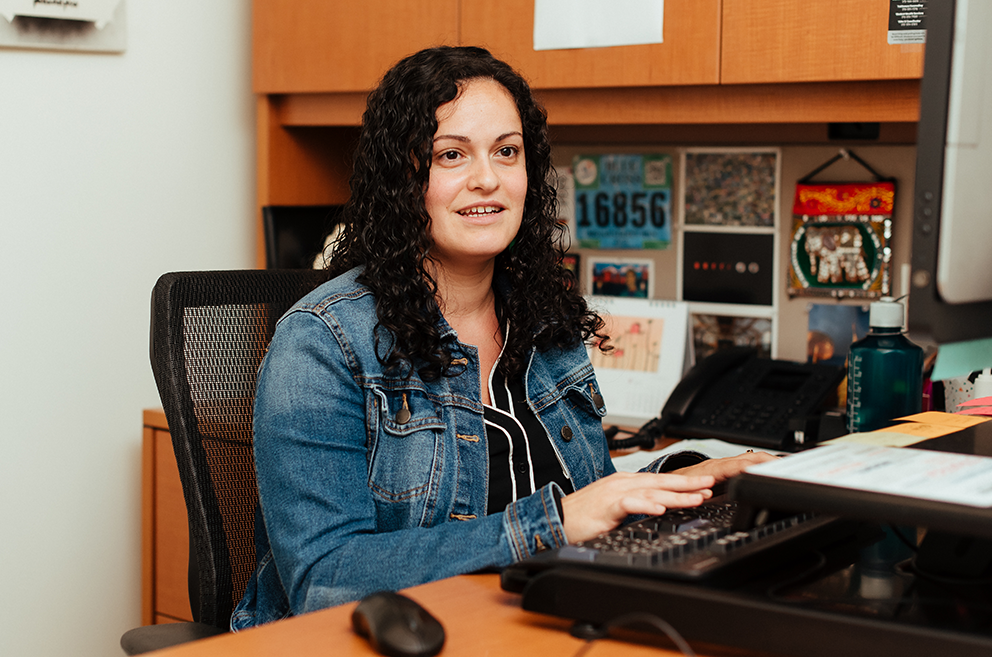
[0,3,255,656]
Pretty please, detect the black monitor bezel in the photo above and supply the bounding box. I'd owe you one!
[909,0,992,345]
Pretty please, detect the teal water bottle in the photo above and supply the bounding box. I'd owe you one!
[846,297,925,433]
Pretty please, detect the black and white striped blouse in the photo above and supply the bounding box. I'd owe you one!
[484,354,573,516]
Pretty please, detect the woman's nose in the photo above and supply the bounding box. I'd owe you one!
[468,157,499,191]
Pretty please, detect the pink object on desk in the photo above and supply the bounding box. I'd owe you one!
[955,396,992,416]
[958,396,992,408]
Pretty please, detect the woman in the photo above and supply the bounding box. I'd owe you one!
[232,46,770,630]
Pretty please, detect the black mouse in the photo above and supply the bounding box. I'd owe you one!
[351,591,445,657]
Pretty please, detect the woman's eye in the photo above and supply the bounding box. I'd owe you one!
[440,150,460,161]
[498,146,518,157]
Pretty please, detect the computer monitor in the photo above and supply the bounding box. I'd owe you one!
[909,0,992,346]
[262,205,343,270]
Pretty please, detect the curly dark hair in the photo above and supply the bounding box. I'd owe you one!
[326,45,607,380]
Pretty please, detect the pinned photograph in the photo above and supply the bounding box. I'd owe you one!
[588,257,653,298]
[692,314,772,362]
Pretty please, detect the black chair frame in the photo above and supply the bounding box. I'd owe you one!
[122,269,325,654]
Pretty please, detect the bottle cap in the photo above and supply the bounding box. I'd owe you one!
[869,297,905,328]
[973,369,992,401]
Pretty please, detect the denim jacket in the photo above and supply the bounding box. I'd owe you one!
[232,267,680,630]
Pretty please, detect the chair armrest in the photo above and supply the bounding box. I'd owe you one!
[120,622,227,655]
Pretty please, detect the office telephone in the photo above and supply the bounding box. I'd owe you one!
[609,347,846,451]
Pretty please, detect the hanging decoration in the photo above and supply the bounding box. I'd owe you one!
[788,150,894,299]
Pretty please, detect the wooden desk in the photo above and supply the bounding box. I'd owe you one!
[142,408,193,625]
[139,408,675,630]
[151,573,759,657]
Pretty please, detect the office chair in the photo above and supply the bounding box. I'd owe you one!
[121,269,326,655]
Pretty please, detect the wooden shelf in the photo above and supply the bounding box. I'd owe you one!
[272,79,919,129]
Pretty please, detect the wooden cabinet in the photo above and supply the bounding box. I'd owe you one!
[253,0,460,93]
[721,0,924,84]
[255,0,922,92]
[460,0,721,88]
[142,409,193,625]
[251,0,924,266]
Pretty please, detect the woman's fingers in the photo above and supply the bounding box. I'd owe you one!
[560,472,715,543]
[615,488,712,517]
[649,473,716,492]
[672,451,777,482]
[591,471,715,494]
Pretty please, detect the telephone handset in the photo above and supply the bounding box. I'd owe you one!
[608,347,845,452]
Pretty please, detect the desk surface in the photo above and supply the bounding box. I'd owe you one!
[152,573,760,657]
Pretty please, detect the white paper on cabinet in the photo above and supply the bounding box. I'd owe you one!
[533,0,664,51]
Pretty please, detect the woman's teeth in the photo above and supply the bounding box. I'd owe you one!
[460,206,502,217]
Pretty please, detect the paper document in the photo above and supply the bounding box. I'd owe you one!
[746,443,992,508]
[534,0,664,51]
[824,411,988,447]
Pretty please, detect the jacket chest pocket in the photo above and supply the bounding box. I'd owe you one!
[563,377,608,420]
[543,373,609,484]
[367,386,446,504]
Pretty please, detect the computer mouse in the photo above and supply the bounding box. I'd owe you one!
[351,591,445,657]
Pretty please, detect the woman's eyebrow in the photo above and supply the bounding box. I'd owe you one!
[433,134,469,143]
[433,131,523,143]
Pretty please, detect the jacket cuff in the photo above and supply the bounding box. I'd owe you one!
[502,483,568,561]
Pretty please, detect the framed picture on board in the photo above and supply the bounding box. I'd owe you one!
[691,313,773,363]
[682,232,774,306]
[572,153,672,249]
[683,149,778,227]
[588,257,653,298]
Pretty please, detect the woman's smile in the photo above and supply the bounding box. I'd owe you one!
[458,204,507,220]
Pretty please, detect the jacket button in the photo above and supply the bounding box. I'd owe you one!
[561,426,573,442]
[395,408,411,425]
[592,392,605,410]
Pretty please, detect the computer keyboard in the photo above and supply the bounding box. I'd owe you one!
[502,497,845,592]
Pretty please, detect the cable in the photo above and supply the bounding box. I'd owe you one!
[606,416,670,450]
[569,612,695,657]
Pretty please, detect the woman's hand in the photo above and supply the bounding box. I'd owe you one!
[560,472,715,544]
[670,451,777,483]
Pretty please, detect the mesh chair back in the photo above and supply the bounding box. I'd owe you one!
[150,269,325,629]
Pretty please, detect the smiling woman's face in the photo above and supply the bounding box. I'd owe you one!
[424,78,527,272]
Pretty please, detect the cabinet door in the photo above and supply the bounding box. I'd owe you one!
[253,0,460,93]
[721,0,924,84]
[460,0,721,88]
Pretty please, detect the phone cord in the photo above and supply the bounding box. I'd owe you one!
[605,416,670,450]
